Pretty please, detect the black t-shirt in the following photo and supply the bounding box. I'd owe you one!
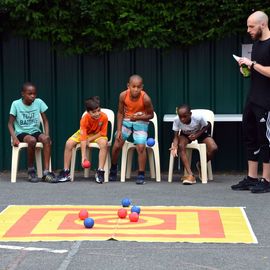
[249,38,270,110]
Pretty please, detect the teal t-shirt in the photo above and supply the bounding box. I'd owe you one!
[9,98,48,136]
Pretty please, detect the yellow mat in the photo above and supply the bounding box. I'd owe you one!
[0,205,257,243]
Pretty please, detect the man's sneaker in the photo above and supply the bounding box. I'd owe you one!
[231,177,259,190]
[250,178,270,193]
[95,169,105,184]
[182,175,196,185]
[136,175,146,185]
[28,169,39,183]
[57,170,71,182]
[109,168,117,181]
[42,172,58,183]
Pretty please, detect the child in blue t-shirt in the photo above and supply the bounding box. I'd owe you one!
[8,82,57,183]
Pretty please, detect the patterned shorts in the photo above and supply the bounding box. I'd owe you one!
[121,120,149,144]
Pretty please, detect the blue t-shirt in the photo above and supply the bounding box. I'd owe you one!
[9,98,48,136]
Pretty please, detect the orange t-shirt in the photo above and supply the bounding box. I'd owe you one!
[123,89,146,118]
[80,111,108,140]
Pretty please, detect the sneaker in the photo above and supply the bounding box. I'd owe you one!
[231,177,258,190]
[109,168,117,181]
[42,172,58,183]
[57,170,71,182]
[28,169,39,183]
[250,178,270,193]
[182,175,196,185]
[95,169,105,184]
[136,175,146,185]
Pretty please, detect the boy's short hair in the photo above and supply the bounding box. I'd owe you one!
[85,96,100,111]
[177,104,191,113]
[22,82,36,92]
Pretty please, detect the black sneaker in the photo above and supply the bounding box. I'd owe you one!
[231,177,258,190]
[251,178,270,193]
[57,170,71,182]
[136,175,146,185]
[95,169,105,184]
[28,169,39,183]
[42,172,58,183]
[109,168,117,181]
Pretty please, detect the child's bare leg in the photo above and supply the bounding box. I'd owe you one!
[64,139,78,169]
[136,144,147,171]
[24,135,37,168]
[96,138,108,169]
[111,138,125,165]
[179,136,193,175]
[203,137,218,161]
[38,134,51,170]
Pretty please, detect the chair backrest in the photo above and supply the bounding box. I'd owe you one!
[191,109,214,136]
[81,108,115,144]
[149,112,158,142]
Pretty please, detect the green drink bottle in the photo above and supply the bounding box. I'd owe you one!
[241,64,250,77]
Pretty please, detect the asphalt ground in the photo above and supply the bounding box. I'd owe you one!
[0,170,270,270]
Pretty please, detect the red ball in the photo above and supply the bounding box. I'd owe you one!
[82,159,91,169]
[118,208,127,219]
[79,209,89,220]
[129,212,139,222]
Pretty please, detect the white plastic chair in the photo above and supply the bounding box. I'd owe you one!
[168,109,214,184]
[70,108,115,182]
[120,112,161,182]
[11,114,51,183]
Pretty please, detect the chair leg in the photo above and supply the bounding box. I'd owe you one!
[35,148,43,178]
[104,151,110,183]
[84,147,91,178]
[11,147,20,183]
[168,153,174,183]
[153,146,161,182]
[120,143,129,182]
[207,161,213,181]
[199,144,208,183]
[126,148,134,179]
[70,147,77,181]
[147,148,155,179]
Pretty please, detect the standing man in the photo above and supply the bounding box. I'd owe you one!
[109,74,154,184]
[231,11,270,193]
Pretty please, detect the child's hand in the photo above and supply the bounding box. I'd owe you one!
[169,146,178,157]
[188,134,197,141]
[13,138,20,147]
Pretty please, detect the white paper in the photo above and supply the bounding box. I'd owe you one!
[232,54,240,62]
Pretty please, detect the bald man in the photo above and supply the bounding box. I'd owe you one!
[232,11,270,193]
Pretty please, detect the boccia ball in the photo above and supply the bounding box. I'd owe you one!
[78,209,89,220]
[82,159,91,169]
[146,138,155,147]
[131,205,141,214]
[129,212,139,222]
[121,198,131,207]
[118,208,128,219]
[84,217,94,228]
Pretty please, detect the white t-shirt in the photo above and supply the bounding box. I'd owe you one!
[172,112,208,135]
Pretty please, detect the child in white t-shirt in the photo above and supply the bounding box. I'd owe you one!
[8,82,57,183]
[170,104,218,185]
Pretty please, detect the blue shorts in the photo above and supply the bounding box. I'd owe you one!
[121,120,149,144]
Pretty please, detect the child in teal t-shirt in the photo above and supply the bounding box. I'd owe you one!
[8,82,58,183]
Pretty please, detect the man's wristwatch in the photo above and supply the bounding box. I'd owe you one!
[251,61,257,69]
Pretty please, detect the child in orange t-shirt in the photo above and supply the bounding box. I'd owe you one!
[57,96,108,183]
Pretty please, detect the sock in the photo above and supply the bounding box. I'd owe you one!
[28,167,35,172]
[64,169,70,173]
[138,171,145,176]
[247,176,258,181]
[43,169,49,176]
[111,164,117,170]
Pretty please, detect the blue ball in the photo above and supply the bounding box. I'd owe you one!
[131,205,141,214]
[84,217,94,228]
[121,198,131,207]
[147,138,155,147]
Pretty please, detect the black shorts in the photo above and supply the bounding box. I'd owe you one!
[17,132,42,142]
[180,128,211,143]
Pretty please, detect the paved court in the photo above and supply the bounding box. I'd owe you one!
[0,171,270,270]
